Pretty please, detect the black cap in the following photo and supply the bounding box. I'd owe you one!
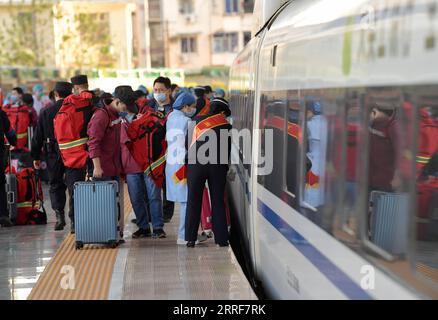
[210,98,231,117]
[22,93,34,106]
[54,81,73,94]
[114,86,137,112]
[71,74,88,85]
[194,86,205,98]
[204,85,213,94]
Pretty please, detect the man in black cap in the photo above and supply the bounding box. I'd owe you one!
[32,81,73,231]
[185,98,232,247]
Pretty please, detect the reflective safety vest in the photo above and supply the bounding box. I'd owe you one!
[54,92,94,169]
[15,168,46,225]
[127,110,167,188]
[3,104,32,150]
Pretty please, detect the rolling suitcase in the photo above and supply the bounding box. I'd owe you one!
[74,181,123,250]
[370,191,409,256]
[4,145,17,223]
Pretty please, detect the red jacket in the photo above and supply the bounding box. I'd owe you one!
[417,110,438,175]
[369,116,400,190]
[87,106,122,177]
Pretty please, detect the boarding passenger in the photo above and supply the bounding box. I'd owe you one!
[368,106,399,192]
[87,88,126,181]
[31,81,73,231]
[185,98,232,247]
[120,92,153,238]
[151,77,175,223]
[165,92,197,244]
[54,75,96,233]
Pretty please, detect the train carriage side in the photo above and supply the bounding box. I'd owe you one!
[231,0,438,299]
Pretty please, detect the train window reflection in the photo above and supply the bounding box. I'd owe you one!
[414,93,438,288]
[258,93,286,198]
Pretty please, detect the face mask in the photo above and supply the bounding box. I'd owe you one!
[126,114,135,123]
[154,93,167,103]
[184,108,196,118]
[288,110,299,122]
[118,111,128,118]
[9,95,18,104]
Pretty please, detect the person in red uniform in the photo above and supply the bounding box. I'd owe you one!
[87,87,129,181]
[368,106,400,192]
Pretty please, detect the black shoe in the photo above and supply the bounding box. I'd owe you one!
[0,217,13,227]
[152,229,166,238]
[186,241,195,248]
[217,241,229,247]
[70,221,75,234]
[131,218,137,224]
[54,211,66,231]
[163,218,171,223]
[132,228,150,239]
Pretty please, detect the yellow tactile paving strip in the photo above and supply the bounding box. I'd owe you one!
[28,187,132,300]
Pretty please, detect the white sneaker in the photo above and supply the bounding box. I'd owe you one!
[177,239,200,245]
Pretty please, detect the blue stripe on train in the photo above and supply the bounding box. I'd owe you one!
[257,199,373,300]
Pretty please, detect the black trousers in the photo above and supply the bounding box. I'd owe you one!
[0,155,7,218]
[185,164,228,244]
[162,177,175,220]
[46,153,67,213]
[65,167,86,221]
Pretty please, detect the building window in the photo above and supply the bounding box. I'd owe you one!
[225,0,239,14]
[179,0,194,14]
[243,31,251,46]
[181,37,197,53]
[243,0,254,13]
[213,32,239,53]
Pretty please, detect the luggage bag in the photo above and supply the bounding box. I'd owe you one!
[74,181,123,249]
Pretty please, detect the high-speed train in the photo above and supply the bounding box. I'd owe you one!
[228,0,438,299]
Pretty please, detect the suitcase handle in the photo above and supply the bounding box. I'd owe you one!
[7,191,14,205]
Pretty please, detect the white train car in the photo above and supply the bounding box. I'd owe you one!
[229,0,438,299]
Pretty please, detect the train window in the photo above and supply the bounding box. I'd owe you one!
[412,90,438,293]
[334,90,368,244]
[258,92,287,198]
[361,86,438,297]
[285,91,301,203]
[297,92,346,233]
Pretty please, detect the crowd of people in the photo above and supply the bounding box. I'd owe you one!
[0,75,232,247]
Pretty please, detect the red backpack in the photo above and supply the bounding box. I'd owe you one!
[15,168,46,225]
[54,92,94,169]
[3,104,31,150]
[127,111,167,188]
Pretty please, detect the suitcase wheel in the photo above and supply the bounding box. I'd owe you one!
[119,231,124,238]
[75,242,84,250]
[108,241,118,249]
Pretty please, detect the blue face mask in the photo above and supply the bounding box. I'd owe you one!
[184,108,196,118]
[9,95,18,104]
[154,93,167,103]
[288,110,299,122]
[118,111,128,118]
[126,114,135,123]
